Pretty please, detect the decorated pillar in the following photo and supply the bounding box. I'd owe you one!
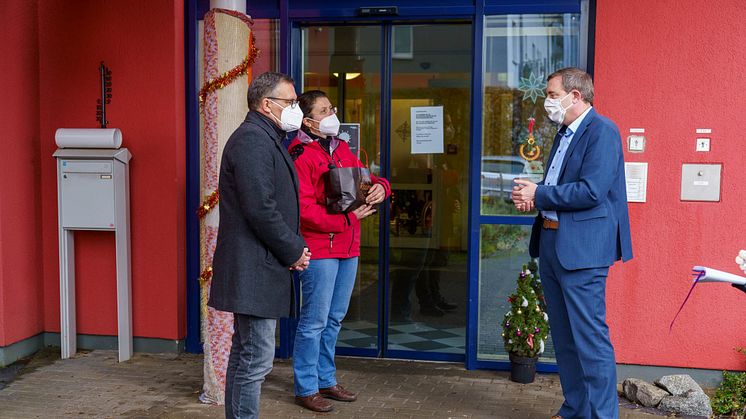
[197,4,259,405]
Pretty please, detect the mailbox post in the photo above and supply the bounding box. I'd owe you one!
[53,147,132,362]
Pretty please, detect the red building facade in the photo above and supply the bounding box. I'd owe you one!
[0,0,743,376]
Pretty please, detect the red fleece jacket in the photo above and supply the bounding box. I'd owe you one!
[288,135,391,259]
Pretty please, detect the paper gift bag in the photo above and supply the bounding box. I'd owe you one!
[325,167,372,214]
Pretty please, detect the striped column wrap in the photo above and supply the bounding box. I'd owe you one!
[198,8,256,405]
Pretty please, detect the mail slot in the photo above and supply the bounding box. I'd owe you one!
[62,161,113,174]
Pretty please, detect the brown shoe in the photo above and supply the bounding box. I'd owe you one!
[320,384,357,402]
[295,393,334,412]
[550,415,563,419]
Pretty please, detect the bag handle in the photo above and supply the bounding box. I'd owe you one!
[359,148,369,168]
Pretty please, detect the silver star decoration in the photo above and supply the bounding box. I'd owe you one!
[518,72,546,104]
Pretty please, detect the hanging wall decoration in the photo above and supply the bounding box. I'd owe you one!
[95,62,113,128]
[519,118,541,161]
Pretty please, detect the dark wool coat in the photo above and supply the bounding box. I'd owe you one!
[208,111,306,318]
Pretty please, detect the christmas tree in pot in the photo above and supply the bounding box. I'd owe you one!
[502,261,549,383]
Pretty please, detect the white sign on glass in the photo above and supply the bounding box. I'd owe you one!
[410,106,444,154]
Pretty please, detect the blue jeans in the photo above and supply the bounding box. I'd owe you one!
[225,314,276,419]
[293,257,358,397]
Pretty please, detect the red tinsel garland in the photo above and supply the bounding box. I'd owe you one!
[198,35,259,108]
[197,189,219,219]
[199,266,213,286]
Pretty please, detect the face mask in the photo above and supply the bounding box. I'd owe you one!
[544,92,573,125]
[269,100,303,131]
[308,114,341,136]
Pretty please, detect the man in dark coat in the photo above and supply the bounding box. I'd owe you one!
[208,71,311,419]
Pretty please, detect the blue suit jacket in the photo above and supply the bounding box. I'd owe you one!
[529,108,633,270]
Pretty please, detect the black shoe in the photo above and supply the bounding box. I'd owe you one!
[419,305,445,316]
[436,300,458,311]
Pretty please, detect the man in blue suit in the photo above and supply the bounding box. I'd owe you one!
[512,67,633,419]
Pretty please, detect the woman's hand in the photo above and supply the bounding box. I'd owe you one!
[366,183,386,205]
[351,204,377,220]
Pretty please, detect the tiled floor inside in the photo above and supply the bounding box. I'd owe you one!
[337,319,555,359]
[337,320,466,354]
[338,320,466,353]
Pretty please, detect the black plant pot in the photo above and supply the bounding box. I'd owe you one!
[509,352,538,384]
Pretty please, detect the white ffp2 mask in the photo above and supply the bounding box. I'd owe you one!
[269,100,304,131]
[310,114,341,137]
[544,92,573,125]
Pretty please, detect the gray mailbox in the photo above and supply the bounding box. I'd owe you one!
[53,146,132,362]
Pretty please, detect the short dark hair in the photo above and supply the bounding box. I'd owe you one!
[547,67,594,105]
[297,90,328,133]
[297,90,328,118]
[247,71,294,111]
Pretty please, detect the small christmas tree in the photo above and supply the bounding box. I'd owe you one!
[526,259,546,312]
[502,264,549,358]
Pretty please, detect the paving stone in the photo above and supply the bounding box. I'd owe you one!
[0,350,664,419]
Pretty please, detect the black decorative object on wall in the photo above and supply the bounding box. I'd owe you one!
[96,62,112,128]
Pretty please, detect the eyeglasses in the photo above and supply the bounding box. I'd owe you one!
[316,106,338,116]
[267,97,299,107]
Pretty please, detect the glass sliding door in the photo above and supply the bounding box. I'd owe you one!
[387,23,471,357]
[300,22,472,359]
[301,25,383,355]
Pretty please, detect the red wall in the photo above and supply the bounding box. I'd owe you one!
[0,0,44,346]
[3,0,743,373]
[597,0,746,370]
[33,1,186,341]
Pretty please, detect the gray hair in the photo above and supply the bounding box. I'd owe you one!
[547,67,594,105]
[247,72,294,111]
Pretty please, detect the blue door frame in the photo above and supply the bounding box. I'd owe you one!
[185,0,590,373]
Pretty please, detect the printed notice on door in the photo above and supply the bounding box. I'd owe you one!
[411,106,444,154]
[625,162,648,202]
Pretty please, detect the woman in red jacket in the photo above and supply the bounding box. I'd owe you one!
[288,90,390,413]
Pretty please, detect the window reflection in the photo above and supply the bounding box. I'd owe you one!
[477,13,582,362]
[477,224,556,362]
[480,14,581,216]
[252,19,280,76]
